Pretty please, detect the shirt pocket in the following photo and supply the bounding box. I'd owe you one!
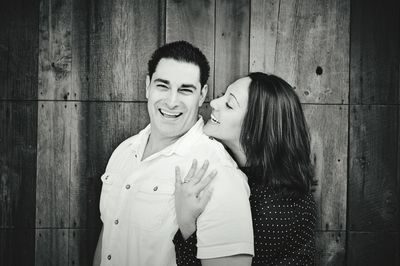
[131,179,175,231]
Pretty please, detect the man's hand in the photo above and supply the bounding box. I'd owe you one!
[174,159,217,239]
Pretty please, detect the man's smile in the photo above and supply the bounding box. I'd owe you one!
[158,108,183,118]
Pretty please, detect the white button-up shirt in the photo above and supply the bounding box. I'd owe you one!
[100,118,254,266]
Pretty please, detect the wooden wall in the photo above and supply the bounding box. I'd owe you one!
[0,0,398,265]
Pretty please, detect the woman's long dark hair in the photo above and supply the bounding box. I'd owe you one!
[240,72,313,194]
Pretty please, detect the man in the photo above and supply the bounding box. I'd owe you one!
[93,41,253,266]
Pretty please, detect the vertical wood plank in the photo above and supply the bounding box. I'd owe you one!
[251,0,350,104]
[166,0,215,101]
[75,0,165,101]
[215,0,250,97]
[303,105,348,231]
[349,105,399,231]
[68,228,100,266]
[347,232,399,266]
[35,229,69,266]
[69,102,145,228]
[350,0,400,104]
[0,102,37,228]
[315,231,346,266]
[36,102,70,228]
[0,229,35,266]
[38,0,72,100]
[0,0,39,100]
[249,0,280,73]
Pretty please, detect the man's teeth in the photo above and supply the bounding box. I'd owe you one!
[211,114,220,124]
[159,109,182,118]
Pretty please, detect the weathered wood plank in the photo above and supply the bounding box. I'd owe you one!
[73,0,165,101]
[69,102,147,228]
[347,232,399,266]
[0,229,35,266]
[0,0,39,100]
[251,0,350,104]
[350,0,400,104]
[166,0,215,101]
[36,101,70,228]
[68,228,100,266]
[303,104,348,231]
[0,102,37,228]
[315,231,346,266]
[349,105,399,231]
[249,0,280,74]
[214,0,250,98]
[38,0,72,100]
[35,229,68,266]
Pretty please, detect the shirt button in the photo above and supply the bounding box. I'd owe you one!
[134,154,137,158]
[153,186,158,191]
[107,254,111,260]
[105,175,109,180]
[125,184,131,189]
[114,219,119,225]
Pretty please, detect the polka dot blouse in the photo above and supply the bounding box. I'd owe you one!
[173,168,316,265]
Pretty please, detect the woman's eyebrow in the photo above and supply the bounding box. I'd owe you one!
[229,93,240,107]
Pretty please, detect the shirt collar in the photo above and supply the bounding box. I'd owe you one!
[128,117,205,159]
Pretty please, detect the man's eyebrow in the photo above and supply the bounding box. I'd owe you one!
[154,78,170,84]
[181,84,197,90]
[229,93,240,107]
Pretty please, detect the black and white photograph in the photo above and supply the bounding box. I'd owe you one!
[1,0,399,265]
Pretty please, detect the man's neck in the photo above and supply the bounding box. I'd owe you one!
[142,131,181,161]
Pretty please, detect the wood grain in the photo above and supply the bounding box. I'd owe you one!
[68,228,101,266]
[350,0,400,104]
[74,0,165,101]
[0,0,39,100]
[249,0,280,74]
[166,0,215,101]
[315,231,346,266]
[38,0,72,100]
[0,229,35,266]
[36,101,70,228]
[35,229,68,266]
[349,105,399,231]
[214,0,250,98]
[303,104,348,231]
[0,102,37,228]
[347,232,399,266]
[250,0,350,104]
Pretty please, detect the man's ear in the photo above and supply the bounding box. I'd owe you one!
[198,84,208,107]
[145,75,151,99]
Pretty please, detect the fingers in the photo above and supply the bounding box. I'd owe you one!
[175,166,181,187]
[190,160,209,185]
[194,170,217,195]
[184,159,197,182]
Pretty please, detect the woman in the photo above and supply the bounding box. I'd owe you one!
[173,72,316,265]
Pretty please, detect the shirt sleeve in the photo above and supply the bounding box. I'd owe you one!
[173,230,201,266]
[196,166,254,259]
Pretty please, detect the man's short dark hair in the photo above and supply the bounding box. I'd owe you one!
[148,41,210,87]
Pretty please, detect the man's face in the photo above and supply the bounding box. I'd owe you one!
[146,58,207,139]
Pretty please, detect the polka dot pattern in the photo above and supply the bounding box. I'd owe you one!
[173,169,317,266]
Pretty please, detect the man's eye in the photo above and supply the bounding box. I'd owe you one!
[180,89,193,94]
[157,84,168,89]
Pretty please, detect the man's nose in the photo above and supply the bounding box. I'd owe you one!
[166,90,179,108]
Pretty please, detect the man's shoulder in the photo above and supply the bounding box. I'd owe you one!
[187,133,237,168]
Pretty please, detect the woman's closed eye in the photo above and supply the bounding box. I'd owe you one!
[225,102,233,109]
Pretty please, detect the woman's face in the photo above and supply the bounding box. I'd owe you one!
[203,77,250,144]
